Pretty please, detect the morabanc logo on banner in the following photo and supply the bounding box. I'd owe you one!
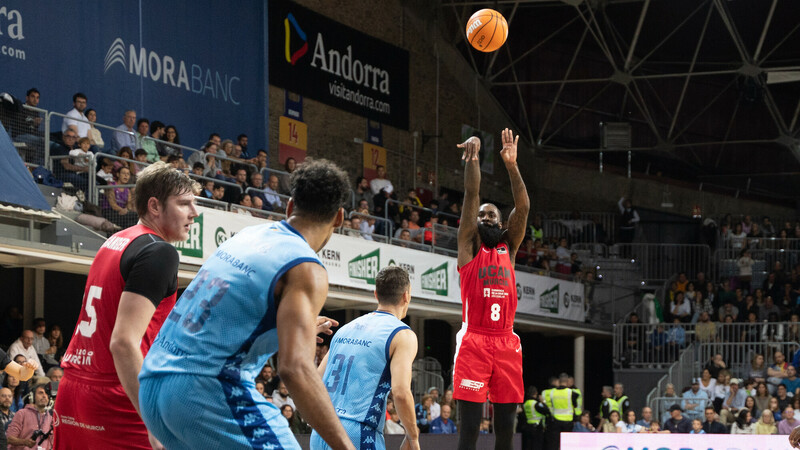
[421,262,448,296]
[348,249,380,285]
[174,213,203,258]
[539,284,560,314]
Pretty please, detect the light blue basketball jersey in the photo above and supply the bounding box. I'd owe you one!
[322,311,409,431]
[140,220,322,384]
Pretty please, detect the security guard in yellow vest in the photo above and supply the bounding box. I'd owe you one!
[597,385,617,430]
[613,382,631,416]
[567,376,582,420]
[540,376,558,422]
[544,373,580,450]
[521,386,549,450]
[529,216,543,241]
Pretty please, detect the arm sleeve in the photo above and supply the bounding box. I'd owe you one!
[631,210,640,224]
[618,197,625,213]
[120,236,179,307]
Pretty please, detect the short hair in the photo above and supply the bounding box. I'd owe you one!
[375,266,410,306]
[136,118,150,128]
[213,183,225,191]
[237,133,247,141]
[134,148,148,157]
[33,318,45,327]
[704,406,715,412]
[77,137,91,147]
[72,92,86,102]
[99,157,113,168]
[150,120,165,132]
[203,141,217,151]
[46,367,62,377]
[166,154,181,164]
[376,164,385,170]
[257,149,267,156]
[134,162,198,217]
[26,88,39,97]
[355,176,366,186]
[192,162,205,170]
[208,132,220,140]
[289,158,350,221]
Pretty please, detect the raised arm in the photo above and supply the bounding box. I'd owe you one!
[390,329,420,450]
[457,136,481,269]
[500,129,530,261]
[275,262,355,450]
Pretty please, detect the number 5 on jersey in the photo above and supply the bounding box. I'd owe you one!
[78,285,102,337]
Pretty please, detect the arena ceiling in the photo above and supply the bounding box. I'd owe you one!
[440,0,800,203]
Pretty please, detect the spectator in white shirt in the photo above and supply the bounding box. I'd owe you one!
[7,330,45,377]
[369,165,393,195]
[62,92,90,137]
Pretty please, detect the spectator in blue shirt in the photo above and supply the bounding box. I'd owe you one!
[430,404,457,434]
[415,394,433,433]
[781,365,800,397]
[682,380,709,421]
[666,318,687,360]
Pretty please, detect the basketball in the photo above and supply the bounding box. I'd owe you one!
[466,9,508,53]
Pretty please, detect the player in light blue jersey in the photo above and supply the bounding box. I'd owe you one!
[311,266,420,450]
[138,159,356,450]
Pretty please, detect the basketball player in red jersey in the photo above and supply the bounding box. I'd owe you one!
[454,129,529,450]
[54,162,198,450]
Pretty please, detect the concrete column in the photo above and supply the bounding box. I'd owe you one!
[344,309,356,324]
[23,269,44,328]
[410,316,425,358]
[574,335,585,393]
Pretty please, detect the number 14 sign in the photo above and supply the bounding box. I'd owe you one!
[279,115,307,164]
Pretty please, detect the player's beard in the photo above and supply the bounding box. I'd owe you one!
[477,223,503,248]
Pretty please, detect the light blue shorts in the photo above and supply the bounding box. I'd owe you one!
[310,417,384,450]
[139,374,300,450]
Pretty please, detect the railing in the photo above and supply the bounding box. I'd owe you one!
[646,344,696,423]
[48,154,95,199]
[245,187,290,212]
[47,111,134,169]
[230,203,287,221]
[345,210,392,243]
[412,357,444,401]
[611,244,711,285]
[3,105,48,166]
[189,174,244,199]
[711,247,800,290]
[194,196,229,211]
[717,236,800,251]
[571,242,609,259]
[384,198,459,226]
[695,340,800,380]
[540,211,616,244]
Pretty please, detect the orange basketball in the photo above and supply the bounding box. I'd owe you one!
[466,9,508,53]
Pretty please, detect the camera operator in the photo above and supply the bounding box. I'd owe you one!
[6,384,52,449]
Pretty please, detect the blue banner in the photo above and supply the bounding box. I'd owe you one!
[2,0,267,150]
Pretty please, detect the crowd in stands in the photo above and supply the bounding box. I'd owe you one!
[716,214,800,250]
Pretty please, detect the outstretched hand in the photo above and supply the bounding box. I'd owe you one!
[315,316,339,343]
[17,360,37,382]
[458,136,481,162]
[500,128,519,166]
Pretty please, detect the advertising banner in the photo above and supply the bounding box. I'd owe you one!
[2,1,267,149]
[174,207,585,322]
[363,142,387,181]
[268,0,410,129]
[561,432,794,450]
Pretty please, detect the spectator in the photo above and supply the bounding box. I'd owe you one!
[754,382,772,413]
[210,183,225,201]
[2,364,28,414]
[161,125,181,158]
[45,367,62,384]
[271,382,295,410]
[622,313,643,365]
[573,411,595,432]
[669,292,691,323]
[782,365,800,396]
[702,406,727,433]
[111,110,137,153]
[763,274,782,303]
[697,369,717,400]
[778,405,798,434]
[555,238,571,274]
[636,406,653,429]
[768,396,783,421]
[280,404,306,435]
[755,409,777,434]
[776,384,793,412]
[762,217,777,238]
[720,378,747,424]
[396,229,413,247]
[427,387,441,420]
[663,404,692,433]
[767,351,790,393]
[62,92,89,137]
[95,157,115,185]
[479,418,491,434]
[255,364,280,396]
[618,410,644,433]
[430,404,457,434]
[264,175,284,212]
[682,380,709,421]
[737,249,754,292]
[251,196,264,211]
[415,394,433,433]
[649,325,668,364]
[731,409,755,434]
[440,389,458,425]
[760,296,781,322]
[729,223,747,250]
[676,273,689,292]
[358,210,376,241]
[83,108,104,150]
[617,197,639,244]
[233,168,249,192]
[7,332,44,378]
[705,353,728,379]
[354,177,374,212]
[135,118,159,162]
[601,410,620,433]
[713,370,732,411]
[102,166,137,229]
[695,312,717,342]
[369,165,393,195]
[5,384,52,449]
[236,194,253,215]
[347,217,363,239]
[666,319,687,359]
[689,418,705,434]
[278,158,296,196]
[398,189,423,221]
[250,149,268,171]
[0,387,13,446]
[30,319,48,358]
[11,88,45,161]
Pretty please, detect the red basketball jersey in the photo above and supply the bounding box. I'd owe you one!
[61,224,177,376]
[458,242,518,330]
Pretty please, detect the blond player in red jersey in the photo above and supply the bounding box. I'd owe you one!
[453,129,529,450]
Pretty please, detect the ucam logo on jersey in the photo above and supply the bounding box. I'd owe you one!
[174,213,203,258]
[103,38,242,105]
[421,262,448,296]
[348,249,380,285]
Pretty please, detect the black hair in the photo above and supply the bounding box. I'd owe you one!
[208,132,220,140]
[237,134,247,141]
[166,154,181,164]
[134,148,148,157]
[257,149,267,156]
[26,88,39,97]
[356,176,366,186]
[136,118,150,128]
[150,120,165,132]
[375,266,410,306]
[72,92,86,102]
[289,158,350,221]
[192,162,205,170]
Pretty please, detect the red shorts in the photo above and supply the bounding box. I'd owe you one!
[53,371,150,450]
[452,324,524,404]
